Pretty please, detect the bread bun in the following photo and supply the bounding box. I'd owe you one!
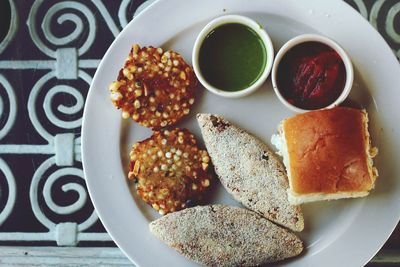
[272,107,378,205]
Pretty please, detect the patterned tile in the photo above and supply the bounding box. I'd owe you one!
[345,0,400,59]
[0,0,147,247]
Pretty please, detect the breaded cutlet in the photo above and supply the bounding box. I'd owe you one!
[150,205,303,266]
[197,114,304,232]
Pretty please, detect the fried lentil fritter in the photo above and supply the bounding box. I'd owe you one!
[109,44,198,129]
[128,128,212,215]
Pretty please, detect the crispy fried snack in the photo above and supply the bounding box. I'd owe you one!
[109,45,198,129]
[128,128,212,215]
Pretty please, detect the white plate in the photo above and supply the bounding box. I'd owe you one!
[82,0,400,266]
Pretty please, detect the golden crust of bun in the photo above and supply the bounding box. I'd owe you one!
[283,107,377,195]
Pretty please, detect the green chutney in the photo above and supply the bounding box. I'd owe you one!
[199,23,267,92]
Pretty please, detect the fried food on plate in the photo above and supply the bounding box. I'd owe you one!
[109,44,198,129]
[197,114,304,232]
[128,128,212,215]
[271,107,378,205]
[149,205,303,267]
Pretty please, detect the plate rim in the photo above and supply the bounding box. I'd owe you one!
[82,0,400,266]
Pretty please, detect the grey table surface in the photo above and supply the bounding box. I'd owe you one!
[0,0,399,266]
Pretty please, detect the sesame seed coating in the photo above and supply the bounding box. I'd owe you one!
[109,44,198,129]
[128,128,213,215]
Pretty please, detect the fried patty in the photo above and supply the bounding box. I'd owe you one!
[128,128,212,215]
[109,44,198,129]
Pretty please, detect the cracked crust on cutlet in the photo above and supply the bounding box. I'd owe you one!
[197,114,304,232]
[149,205,303,267]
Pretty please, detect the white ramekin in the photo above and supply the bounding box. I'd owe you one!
[271,34,354,113]
[192,15,274,98]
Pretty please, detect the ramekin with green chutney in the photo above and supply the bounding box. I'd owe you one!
[192,15,274,98]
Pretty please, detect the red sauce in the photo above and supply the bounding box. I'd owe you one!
[277,42,346,110]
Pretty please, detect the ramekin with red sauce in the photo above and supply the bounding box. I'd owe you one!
[272,34,353,113]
